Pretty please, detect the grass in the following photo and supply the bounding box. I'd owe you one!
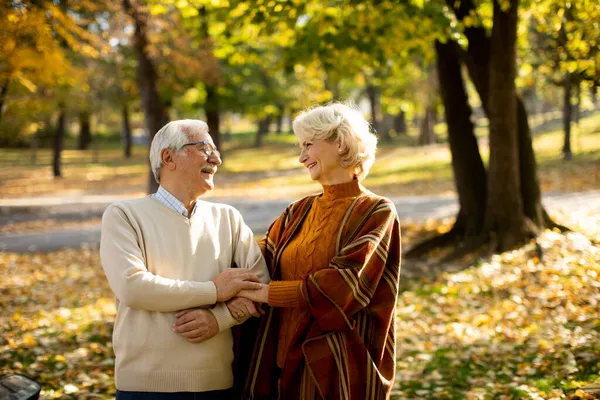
[0,112,599,199]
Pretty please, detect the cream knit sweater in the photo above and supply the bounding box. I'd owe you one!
[100,196,269,392]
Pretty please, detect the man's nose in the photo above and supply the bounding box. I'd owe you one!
[210,152,222,166]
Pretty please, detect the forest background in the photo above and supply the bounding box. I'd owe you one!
[1,0,599,399]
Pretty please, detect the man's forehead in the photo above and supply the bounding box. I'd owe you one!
[183,127,213,145]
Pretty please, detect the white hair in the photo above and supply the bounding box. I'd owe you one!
[149,119,209,183]
[292,102,378,180]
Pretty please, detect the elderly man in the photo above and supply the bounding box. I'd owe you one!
[100,119,269,400]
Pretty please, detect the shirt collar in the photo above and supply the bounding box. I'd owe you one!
[152,186,197,218]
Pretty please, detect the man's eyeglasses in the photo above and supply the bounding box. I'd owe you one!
[181,141,220,158]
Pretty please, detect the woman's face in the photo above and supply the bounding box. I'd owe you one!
[298,138,345,184]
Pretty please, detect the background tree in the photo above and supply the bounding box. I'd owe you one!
[528,0,600,160]
[122,0,170,193]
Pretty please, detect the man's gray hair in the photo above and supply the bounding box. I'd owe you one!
[293,102,378,180]
[149,120,209,183]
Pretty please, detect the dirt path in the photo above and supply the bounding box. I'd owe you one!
[0,190,598,253]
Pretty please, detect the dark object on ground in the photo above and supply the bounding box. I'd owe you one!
[0,374,41,400]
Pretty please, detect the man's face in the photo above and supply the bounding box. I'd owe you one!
[173,131,222,197]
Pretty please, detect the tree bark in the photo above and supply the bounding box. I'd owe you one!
[485,0,533,252]
[0,79,8,126]
[562,72,573,160]
[276,103,284,134]
[121,103,132,158]
[418,106,437,145]
[574,80,581,124]
[255,117,271,148]
[436,40,487,237]
[53,106,67,178]
[517,96,544,228]
[394,110,406,135]
[288,109,295,133]
[407,40,487,258]
[199,6,221,150]
[450,0,552,234]
[205,85,220,149]
[122,0,169,194]
[78,111,91,150]
[366,84,382,137]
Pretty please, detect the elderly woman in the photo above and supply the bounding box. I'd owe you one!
[236,103,402,400]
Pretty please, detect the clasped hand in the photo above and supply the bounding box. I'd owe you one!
[173,269,264,343]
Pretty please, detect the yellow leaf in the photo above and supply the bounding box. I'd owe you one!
[23,335,35,348]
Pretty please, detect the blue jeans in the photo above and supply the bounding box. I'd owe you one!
[116,389,233,400]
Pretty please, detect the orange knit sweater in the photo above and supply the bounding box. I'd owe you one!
[267,179,362,368]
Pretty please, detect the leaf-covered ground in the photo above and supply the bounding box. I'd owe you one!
[393,229,600,400]
[0,218,102,236]
[1,211,599,399]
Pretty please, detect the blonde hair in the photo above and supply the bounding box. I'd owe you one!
[149,120,209,183]
[292,102,377,180]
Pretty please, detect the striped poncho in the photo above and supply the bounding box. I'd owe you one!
[235,190,402,400]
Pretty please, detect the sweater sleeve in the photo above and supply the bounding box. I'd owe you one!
[100,204,217,312]
[231,209,271,285]
[268,281,303,307]
[210,302,242,331]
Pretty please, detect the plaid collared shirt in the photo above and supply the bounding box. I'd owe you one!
[151,186,197,218]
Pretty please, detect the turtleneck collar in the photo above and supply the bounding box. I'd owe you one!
[320,178,362,201]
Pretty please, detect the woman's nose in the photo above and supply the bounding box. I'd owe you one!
[299,148,307,163]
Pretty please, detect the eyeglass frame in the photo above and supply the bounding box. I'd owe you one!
[180,140,220,158]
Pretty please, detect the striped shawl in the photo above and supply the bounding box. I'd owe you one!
[235,191,401,400]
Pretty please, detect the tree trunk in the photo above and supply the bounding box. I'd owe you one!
[485,0,533,252]
[394,110,406,135]
[255,117,270,148]
[407,40,488,258]
[288,109,295,133]
[418,106,437,145]
[0,79,8,126]
[199,6,221,150]
[121,103,132,158]
[78,111,91,150]
[366,84,382,137]
[517,97,544,228]
[450,0,552,234]
[562,72,573,160]
[205,85,220,150]
[53,106,67,178]
[122,0,169,194]
[436,40,487,237]
[276,103,284,134]
[574,80,581,124]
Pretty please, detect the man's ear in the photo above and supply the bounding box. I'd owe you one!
[161,148,177,171]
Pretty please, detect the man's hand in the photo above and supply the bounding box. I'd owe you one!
[238,283,269,304]
[226,297,263,320]
[173,309,219,343]
[213,268,262,302]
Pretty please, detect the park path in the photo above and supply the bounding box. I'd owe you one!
[0,190,598,253]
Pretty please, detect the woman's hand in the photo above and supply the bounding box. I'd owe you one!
[226,296,263,320]
[238,283,269,304]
